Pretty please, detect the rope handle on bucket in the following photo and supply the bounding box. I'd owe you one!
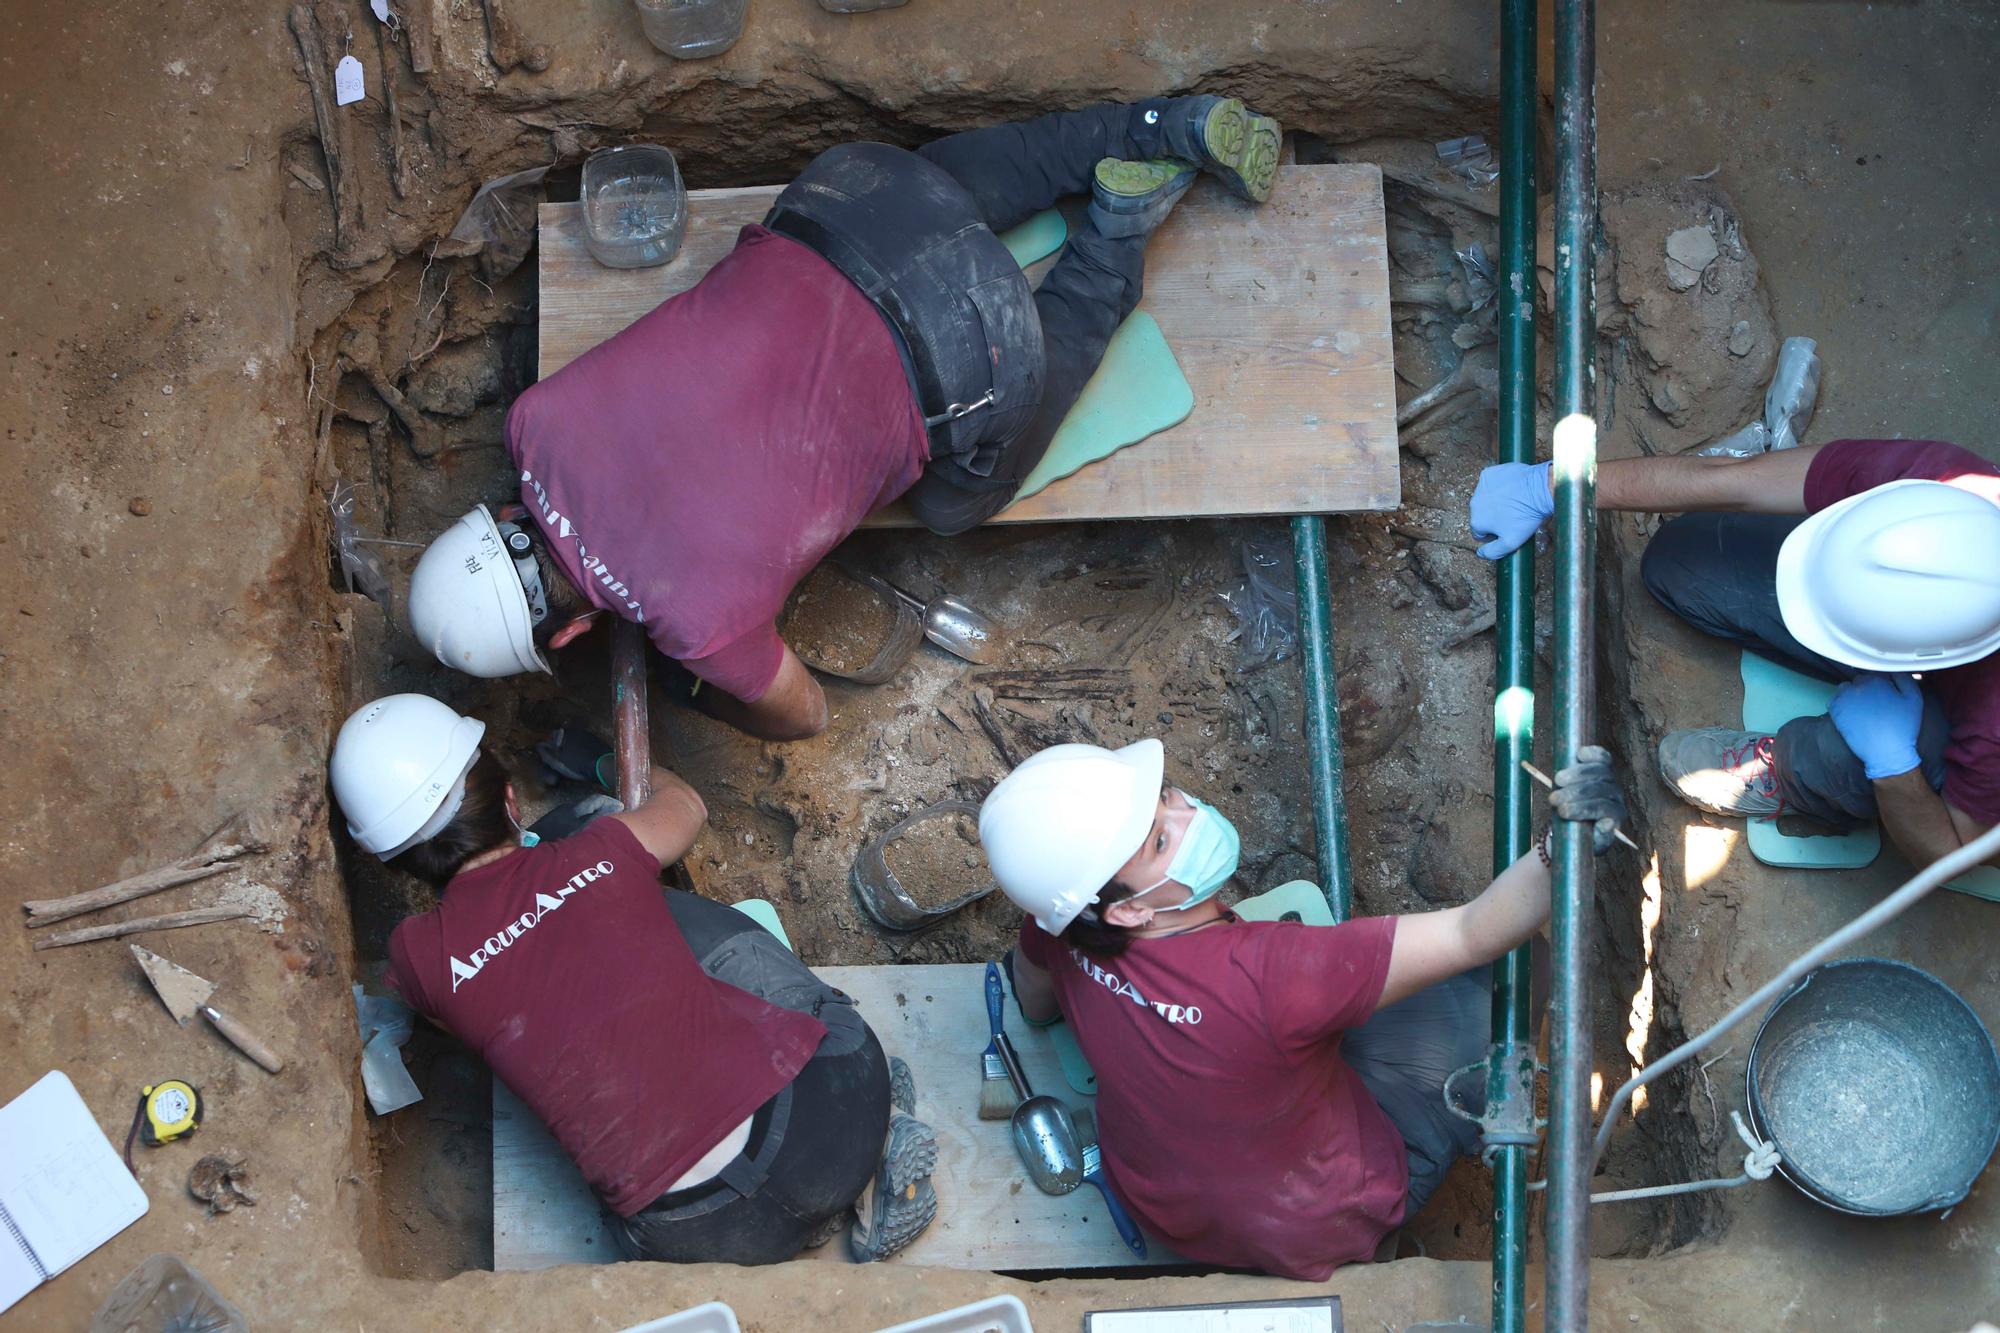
[1521,1109,1782,1204]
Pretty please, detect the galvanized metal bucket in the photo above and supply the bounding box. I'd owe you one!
[1746,957,2000,1216]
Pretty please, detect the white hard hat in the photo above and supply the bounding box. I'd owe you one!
[1777,479,2000,671]
[331,694,487,859]
[978,739,1165,934]
[408,505,551,678]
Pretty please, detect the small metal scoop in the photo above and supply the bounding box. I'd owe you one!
[1011,1094,1085,1194]
[887,582,1004,665]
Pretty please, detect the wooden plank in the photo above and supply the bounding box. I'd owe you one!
[535,164,1398,524]
[493,963,1185,1273]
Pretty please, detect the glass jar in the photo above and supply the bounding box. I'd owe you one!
[634,0,748,60]
[581,145,688,270]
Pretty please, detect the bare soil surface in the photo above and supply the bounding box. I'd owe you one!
[2,0,1996,1327]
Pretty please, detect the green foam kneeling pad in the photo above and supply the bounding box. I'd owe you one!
[1012,311,1196,502]
[729,898,794,951]
[1739,652,1881,870]
[1234,880,1338,927]
[997,208,1067,269]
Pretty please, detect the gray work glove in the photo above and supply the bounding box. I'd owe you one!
[1549,745,1627,856]
[527,793,624,842]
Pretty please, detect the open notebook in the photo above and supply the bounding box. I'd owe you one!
[0,1071,150,1315]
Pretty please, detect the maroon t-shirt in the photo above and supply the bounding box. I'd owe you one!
[1805,439,2000,823]
[508,225,930,700]
[386,820,826,1216]
[1019,913,1404,1280]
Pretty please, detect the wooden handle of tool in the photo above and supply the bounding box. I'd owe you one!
[201,1005,285,1074]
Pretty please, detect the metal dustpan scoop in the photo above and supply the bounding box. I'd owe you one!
[850,799,997,931]
[886,582,1005,665]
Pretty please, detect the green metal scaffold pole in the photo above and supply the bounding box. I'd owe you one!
[1546,0,1602,1324]
[1487,0,1539,1328]
[1292,515,1353,923]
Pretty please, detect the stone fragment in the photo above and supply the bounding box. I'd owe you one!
[1728,319,1756,356]
[128,497,152,516]
[1664,225,1719,291]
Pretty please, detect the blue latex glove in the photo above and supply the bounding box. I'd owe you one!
[1469,461,1555,561]
[1828,672,1925,780]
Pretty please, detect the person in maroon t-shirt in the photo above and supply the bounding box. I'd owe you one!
[327,693,940,1265]
[975,738,1626,1280]
[1471,439,2000,875]
[399,98,1285,742]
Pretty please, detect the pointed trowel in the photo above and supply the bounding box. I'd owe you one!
[132,944,285,1074]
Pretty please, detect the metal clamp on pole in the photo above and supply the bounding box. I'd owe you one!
[1444,1042,1547,1163]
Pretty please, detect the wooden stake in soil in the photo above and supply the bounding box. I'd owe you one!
[288,2,363,259]
[375,20,413,200]
[33,906,258,951]
[23,842,263,928]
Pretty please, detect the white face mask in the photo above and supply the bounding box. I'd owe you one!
[1125,793,1241,913]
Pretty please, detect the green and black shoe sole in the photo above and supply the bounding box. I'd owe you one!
[1200,97,1283,203]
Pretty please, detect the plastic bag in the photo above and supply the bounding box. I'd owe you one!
[448,165,551,280]
[354,983,422,1115]
[1696,336,1821,458]
[90,1255,248,1333]
[1456,241,1496,311]
[329,479,394,615]
[1218,541,1298,670]
[1435,134,1499,189]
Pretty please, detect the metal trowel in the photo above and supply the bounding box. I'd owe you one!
[132,945,284,1074]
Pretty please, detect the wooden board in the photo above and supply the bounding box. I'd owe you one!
[535,164,1398,524]
[493,964,1188,1273]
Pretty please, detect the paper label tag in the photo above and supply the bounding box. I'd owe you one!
[370,0,391,21]
[334,54,364,106]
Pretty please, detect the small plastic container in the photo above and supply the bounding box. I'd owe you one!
[582,145,688,270]
[634,0,748,59]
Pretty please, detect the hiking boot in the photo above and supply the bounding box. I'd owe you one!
[849,1109,939,1263]
[888,1055,916,1116]
[1088,158,1199,239]
[1146,96,1283,203]
[803,1210,848,1251]
[1657,728,1784,819]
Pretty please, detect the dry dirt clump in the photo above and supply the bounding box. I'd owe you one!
[881,807,993,911]
[783,565,907,678]
[1563,181,1779,458]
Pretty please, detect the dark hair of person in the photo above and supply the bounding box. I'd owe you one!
[393,751,511,887]
[1061,878,1141,958]
[531,548,590,652]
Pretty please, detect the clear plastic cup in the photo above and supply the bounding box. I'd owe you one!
[634,0,748,59]
[582,145,688,270]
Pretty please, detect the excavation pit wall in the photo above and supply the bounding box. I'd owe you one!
[9,0,1999,1327]
[314,0,1725,1285]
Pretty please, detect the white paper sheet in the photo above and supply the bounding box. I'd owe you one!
[0,1071,150,1313]
[1087,1307,1336,1333]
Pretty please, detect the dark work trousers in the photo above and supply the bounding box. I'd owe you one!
[1343,966,1495,1224]
[766,101,1194,535]
[1640,511,1950,829]
[611,892,890,1265]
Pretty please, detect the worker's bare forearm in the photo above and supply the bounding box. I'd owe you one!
[1010,949,1061,1023]
[1380,850,1549,1009]
[1454,849,1553,963]
[1873,772,2000,872]
[703,647,829,741]
[613,766,708,869]
[1594,443,1821,516]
